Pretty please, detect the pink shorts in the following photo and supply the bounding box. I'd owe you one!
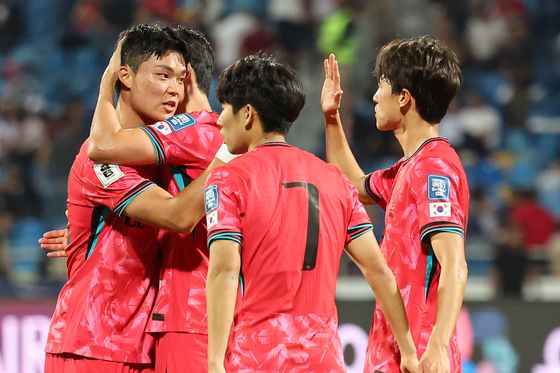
[44,353,154,373]
[154,332,208,373]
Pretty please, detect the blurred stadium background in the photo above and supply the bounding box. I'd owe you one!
[0,0,559,372]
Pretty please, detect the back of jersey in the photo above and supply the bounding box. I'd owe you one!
[207,142,371,320]
[206,142,372,370]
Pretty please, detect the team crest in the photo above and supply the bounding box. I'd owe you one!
[166,113,197,132]
[428,175,450,200]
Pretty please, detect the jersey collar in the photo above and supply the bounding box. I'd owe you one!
[402,137,448,164]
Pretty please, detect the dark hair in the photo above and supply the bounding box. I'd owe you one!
[373,36,462,124]
[174,25,215,95]
[216,55,305,134]
[119,24,188,72]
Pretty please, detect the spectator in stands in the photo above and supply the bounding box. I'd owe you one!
[508,188,557,251]
[493,221,530,297]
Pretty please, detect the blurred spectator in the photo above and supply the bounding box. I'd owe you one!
[549,224,560,277]
[493,221,529,297]
[457,90,502,157]
[536,160,560,219]
[0,0,23,53]
[317,0,359,66]
[508,188,556,251]
[465,2,508,69]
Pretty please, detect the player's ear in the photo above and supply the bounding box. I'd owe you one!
[244,104,256,129]
[399,88,412,110]
[118,65,133,90]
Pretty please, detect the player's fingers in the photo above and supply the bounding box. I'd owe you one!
[39,236,66,245]
[46,251,68,258]
[40,243,66,251]
[323,59,328,78]
[333,57,341,82]
[42,229,67,239]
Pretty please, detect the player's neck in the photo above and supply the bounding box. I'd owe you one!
[115,98,147,129]
[248,132,286,151]
[395,114,439,158]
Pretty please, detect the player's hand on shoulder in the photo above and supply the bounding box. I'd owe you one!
[419,343,450,373]
[321,53,344,117]
[38,228,68,258]
[400,351,420,373]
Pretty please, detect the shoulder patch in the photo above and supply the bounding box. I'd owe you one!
[153,121,172,135]
[94,164,124,187]
[166,113,197,132]
[205,184,219,213]
[429,202,451,217]
[428,175,450,200]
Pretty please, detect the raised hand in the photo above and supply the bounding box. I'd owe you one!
[39,228,68,258]
[321,53,344,117]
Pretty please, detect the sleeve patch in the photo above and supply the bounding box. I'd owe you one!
[429,202,451,217]
[153,121,172,135]
[207,210,218,229]
[166,113,197,132]
[94,164,124,187]
[205,184,219,213]
[428,175,450,200]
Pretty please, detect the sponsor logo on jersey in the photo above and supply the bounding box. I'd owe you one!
[166,113,197,132]
[428,175,450,200]
[205,185,219,213]
[153,121,172,135]
[94,164,124,187]
[429,202,451,217]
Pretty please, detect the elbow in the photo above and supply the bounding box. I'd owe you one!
[172,215,198,234]
[458,258,469,288]
[87,141,108,163]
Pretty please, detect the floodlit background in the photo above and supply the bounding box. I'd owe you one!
[0,0,559,372]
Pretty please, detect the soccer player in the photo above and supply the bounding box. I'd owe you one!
[44,24,215,373]
[204,55,419,373]
[87,26,231,373]
[321,37,469,372]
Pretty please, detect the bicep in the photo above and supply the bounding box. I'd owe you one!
[430,231,466,267]
[345,231,386,272]
[209,240,241,272]
[89,128,157,165]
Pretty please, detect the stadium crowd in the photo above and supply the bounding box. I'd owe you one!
[0,0,559,299]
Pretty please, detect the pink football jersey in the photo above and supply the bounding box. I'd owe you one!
[46,140,160,364]
[205,142,373,371]
[363,137,469,373]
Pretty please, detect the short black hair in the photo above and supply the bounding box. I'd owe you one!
[216,55,305,134]
[174,25,215,95]
[119,24,188,72]
[373,36,462,124]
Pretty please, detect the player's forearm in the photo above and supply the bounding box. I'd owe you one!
[366,265,417,356]
[324,112,368,200]
[207,259,239,367]
[429,258,468,349]
[88,72,123,160]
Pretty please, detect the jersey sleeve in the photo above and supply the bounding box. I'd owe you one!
[82,163,155,217]
[411,158,467,244]
[343,176,374,245]
[204,168,244,248]
[140,113,222,167]
[364,163,399,209]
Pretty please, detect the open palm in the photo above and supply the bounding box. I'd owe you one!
[321,53,343,116]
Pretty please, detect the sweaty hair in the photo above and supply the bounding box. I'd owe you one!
[174,25,215,95]
[373,36,462,124]
[216,55,305,134]
[119,24,188,72]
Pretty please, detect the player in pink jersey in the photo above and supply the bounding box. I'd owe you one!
[205,55,419,373]
[321,36,469,372]
[44,25,224,373]
[42,27,232,373]
[88,27,232,373]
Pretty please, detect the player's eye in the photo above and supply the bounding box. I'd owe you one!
[158,73,169,79]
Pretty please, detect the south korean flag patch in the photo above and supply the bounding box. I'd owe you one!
[429,202,451,217]
[205,185,219,228]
